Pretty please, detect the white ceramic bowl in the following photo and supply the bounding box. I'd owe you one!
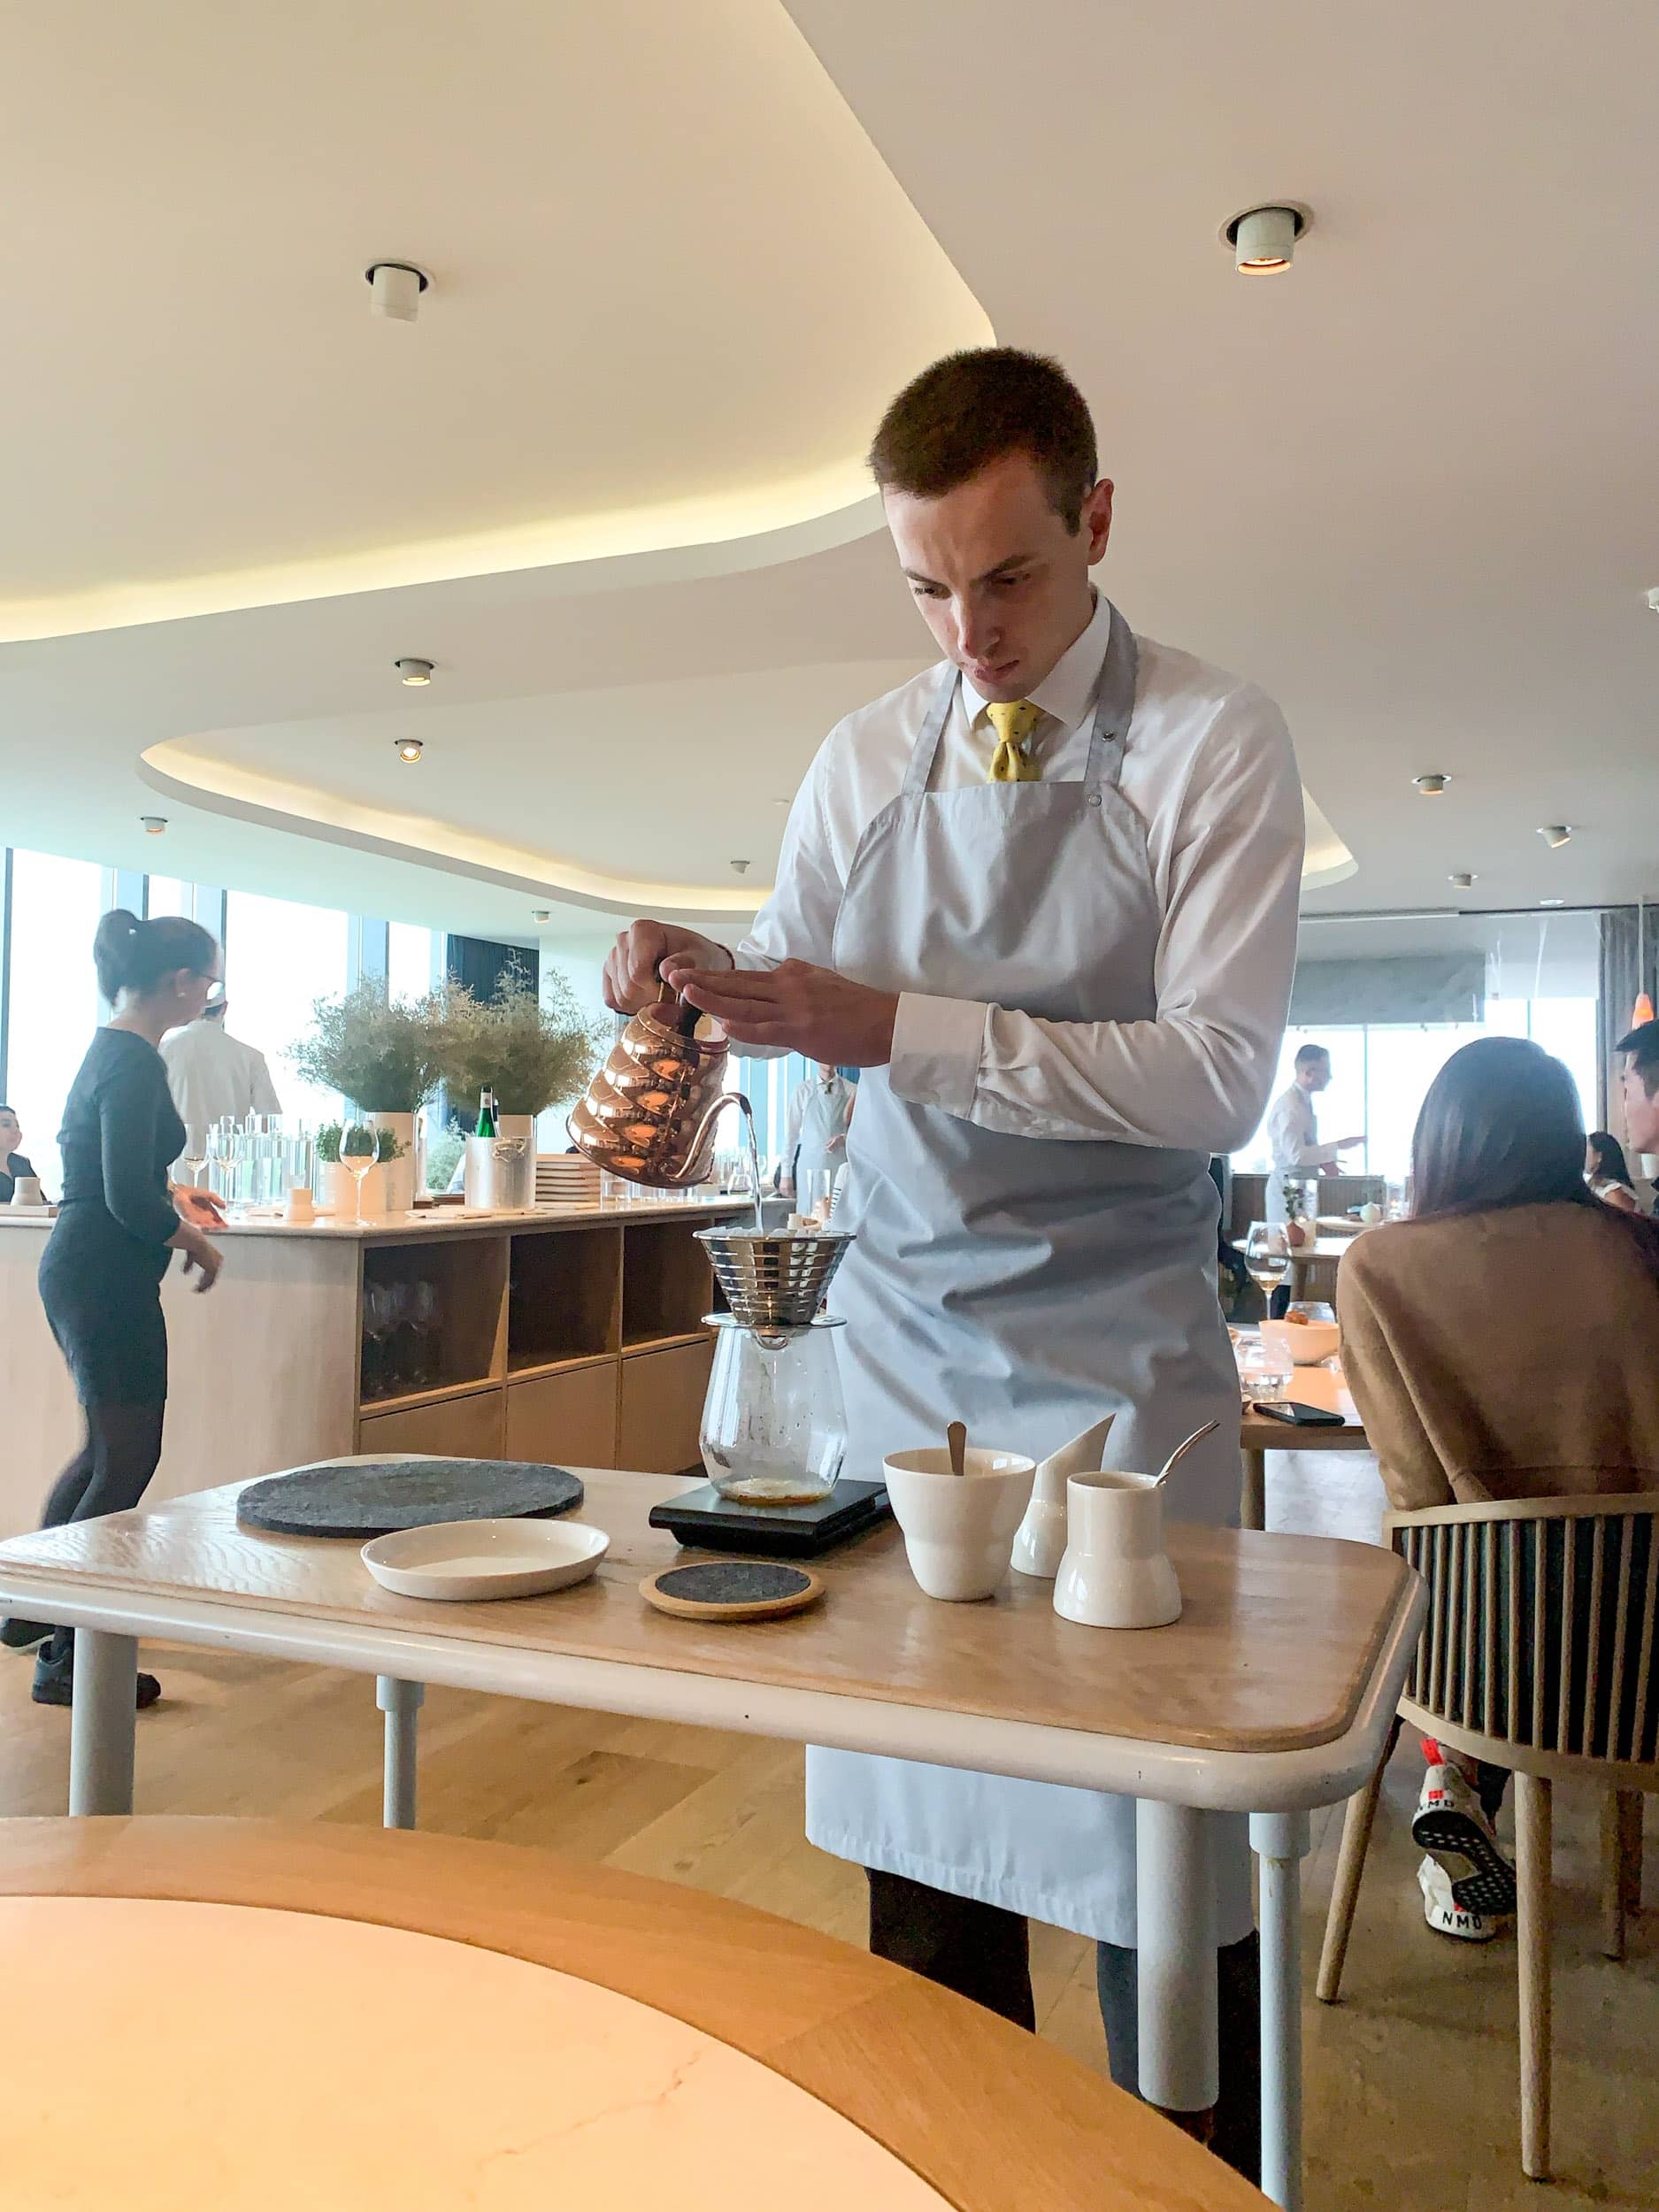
[882,1447,1037,1601]
[360,1517,609,1601]
[1261,1317,1340,1367]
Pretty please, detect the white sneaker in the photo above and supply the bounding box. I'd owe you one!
[1411,1756,1517,1917]
[1418,1854,1499,1940]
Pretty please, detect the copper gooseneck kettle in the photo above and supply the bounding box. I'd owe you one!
[567,980,749,1190]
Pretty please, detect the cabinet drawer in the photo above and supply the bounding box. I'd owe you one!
[617,1339,715,1476]
[357,1388,503,1460]
[504,1363,618,1470]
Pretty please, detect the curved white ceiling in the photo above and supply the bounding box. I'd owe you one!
[0,0,989,641]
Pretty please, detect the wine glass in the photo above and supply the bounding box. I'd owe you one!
[1244,1221,1288,1289]
[340,1121,378,1215]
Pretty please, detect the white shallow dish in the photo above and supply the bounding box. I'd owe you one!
[360,1517,609,1601]
[1260,1317,1341,1367]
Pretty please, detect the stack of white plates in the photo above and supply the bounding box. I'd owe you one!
[535,1155,603,1206]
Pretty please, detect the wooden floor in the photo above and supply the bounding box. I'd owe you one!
[2,1452,1655,2209]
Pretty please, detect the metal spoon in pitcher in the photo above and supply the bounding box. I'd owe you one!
[1153,1419,1218,1487]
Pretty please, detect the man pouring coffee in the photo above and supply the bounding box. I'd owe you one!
[603,349,1303,2177]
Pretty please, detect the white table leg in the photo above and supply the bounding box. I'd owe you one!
[69,1631,138,1816]
[1134,1800,1218,2114]
[377,1676,425,1830]
[1252,1809,1312,2211]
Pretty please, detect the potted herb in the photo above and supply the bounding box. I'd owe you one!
[313,1120,403,1220]
[293,985,439,1212]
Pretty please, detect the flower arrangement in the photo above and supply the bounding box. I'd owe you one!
[430,973,603,1118]
[292,984,441,1114]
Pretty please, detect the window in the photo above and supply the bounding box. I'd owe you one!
[1233,998,1602,1182]
[4,849,105,1192]
[223,889,350,1126]
[144,877,192,920]
[387,922,436,1004]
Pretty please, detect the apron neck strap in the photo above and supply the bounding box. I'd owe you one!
[900,600,1140,801]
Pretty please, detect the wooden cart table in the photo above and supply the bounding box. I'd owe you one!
[0,1471,1425,2211]
[1238,1360,1371,1532]
[0,1816,1265,2212]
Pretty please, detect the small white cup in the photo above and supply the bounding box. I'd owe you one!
[883,1447,1037,1601]
[1053,1472,1182,1630]
[284,1185,315,1225]
[9,1176,42,1207]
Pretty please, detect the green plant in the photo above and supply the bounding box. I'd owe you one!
[432,973,603,1118]
[316,1122,402,1164]
[291,984,441,1113]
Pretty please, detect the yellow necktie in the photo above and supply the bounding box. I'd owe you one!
[986,699,1043,783]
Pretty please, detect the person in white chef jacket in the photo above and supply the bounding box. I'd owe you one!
[161,992,281,1173]
[784,1064,856,1194]
[1264,1042,1363,1222]
[603,349,1302,2179]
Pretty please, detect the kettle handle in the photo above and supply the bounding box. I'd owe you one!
[661,1089,751,1187]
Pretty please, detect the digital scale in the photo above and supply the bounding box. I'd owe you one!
[648,1479,891,1560]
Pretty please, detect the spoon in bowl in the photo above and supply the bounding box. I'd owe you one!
[947,1421,968,1478]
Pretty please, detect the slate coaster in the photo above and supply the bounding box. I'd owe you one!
[237,1457,584,1540]
[639,1559,824,1622]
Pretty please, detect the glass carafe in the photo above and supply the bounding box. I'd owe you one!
[700,1317,847,1506]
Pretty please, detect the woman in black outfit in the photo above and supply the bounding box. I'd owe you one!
[2,911,225,1707]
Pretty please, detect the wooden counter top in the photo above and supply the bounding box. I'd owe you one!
[0,1194,749,1242]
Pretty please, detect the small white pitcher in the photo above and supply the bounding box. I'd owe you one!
[1010,1415,1115,1580]
[1053,1471,1182,1630]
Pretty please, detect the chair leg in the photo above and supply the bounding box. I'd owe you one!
[1515,1772,1553,2183]
[1601,1789,1627,1962]
[1618,1790,1642,1918]
[1316,1758,1385,2004]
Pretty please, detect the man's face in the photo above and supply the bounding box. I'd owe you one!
[883,451,1112,704]
[1621,1059,1659,1154]
[0,1112,19,1157]
[1302,1056,1332,1094]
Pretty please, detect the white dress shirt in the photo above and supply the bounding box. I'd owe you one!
[741,594,1305,1154]
[161,1018,282,1161]
[1266,1081,1341,1173]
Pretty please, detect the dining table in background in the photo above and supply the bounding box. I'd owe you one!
[0,1465,1425,2212]
[1239,1356,1370,1533]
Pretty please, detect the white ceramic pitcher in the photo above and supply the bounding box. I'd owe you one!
[1010,1415,1115,1579]
[1052,1471,1182,1630]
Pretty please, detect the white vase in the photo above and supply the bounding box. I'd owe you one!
[321,1162,357,1222]
[365,1112,417,1213]
[356,1163,388,1224]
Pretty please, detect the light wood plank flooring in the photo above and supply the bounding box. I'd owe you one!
[1,1450,1654,2208]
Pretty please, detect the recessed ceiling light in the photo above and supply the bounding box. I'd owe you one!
[1449,872,1476,888]
[395,739,424,764]
[1221,203,1311,275]
[1537,825,1571,849]
[365,261,430,322]
[1540,897,1566,906]
[1412,772,1451,796]
[729,858,750,875]
[394,657,434,686]
[531,909,551,924]
[139,815,167,835]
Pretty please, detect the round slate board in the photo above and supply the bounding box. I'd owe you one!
[639,1560,824,1622]
[236,1458,584,1540]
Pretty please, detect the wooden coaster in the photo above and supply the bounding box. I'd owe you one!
[639,1560,825,1622]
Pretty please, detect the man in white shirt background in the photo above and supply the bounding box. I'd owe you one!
[1264,1042,1363,1220]
[161,989,281,1173]
[783,1063,856,1196]
[602,348,1303,2178]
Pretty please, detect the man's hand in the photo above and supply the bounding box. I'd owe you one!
[1333,1133,1365,1152]
[603,922,734,1017]
[662,957,899,1065]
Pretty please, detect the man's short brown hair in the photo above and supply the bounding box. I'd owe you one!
[867,348,1098,532]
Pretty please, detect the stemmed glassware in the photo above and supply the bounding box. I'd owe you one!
[340,1122,378,1214]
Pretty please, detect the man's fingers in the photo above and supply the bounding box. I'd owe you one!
[661,964,784,1002]
[672,978,792,1025]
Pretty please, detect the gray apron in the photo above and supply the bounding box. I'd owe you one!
[795,1076,854,1176]
[806,603,1251,1947]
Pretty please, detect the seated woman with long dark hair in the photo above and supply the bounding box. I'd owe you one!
[1586,1128,1643,1213]
[1339,1036,1659,1941]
